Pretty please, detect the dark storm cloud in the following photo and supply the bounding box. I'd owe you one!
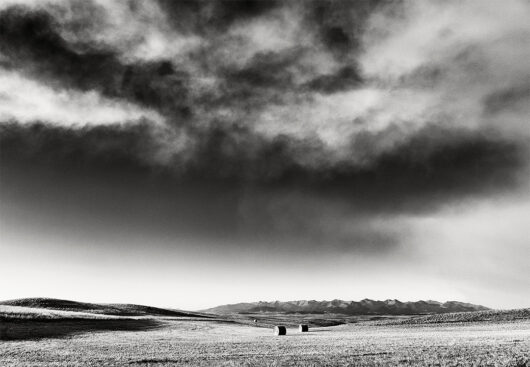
[0,122,156,174]
[304,0,390,56]
[0,6,191,117]
[483,83,530,115]
[184,123,526,211]
[0,6,121,94]
[157,0,279,34]
[303,66,363,93]
[224,51,300,90]
[203,50,303,110]
[338,126,525,213]
[1,0,530,255]
[0,0,384,127]
[1,120,525,252]
[1,122,524,212]
[120,63,192,118]
[153,0,378,44]
[0,122,242,240]
[210,0,280,25]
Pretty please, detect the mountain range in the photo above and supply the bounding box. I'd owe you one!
[203,299,489,315]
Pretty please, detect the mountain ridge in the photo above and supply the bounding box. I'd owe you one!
[203,299,489,315]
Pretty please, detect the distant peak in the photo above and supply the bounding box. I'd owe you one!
[203,299,489,315]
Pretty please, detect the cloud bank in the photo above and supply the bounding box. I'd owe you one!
[1,0,530,254]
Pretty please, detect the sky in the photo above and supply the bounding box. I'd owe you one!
[0,0,529,311]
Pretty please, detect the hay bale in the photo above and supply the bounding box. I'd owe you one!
[299,324,309,332]
[273,325,286,335]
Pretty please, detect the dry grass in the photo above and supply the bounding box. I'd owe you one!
[378,308,530,325]
[0,305,124,320]
[219,312,414,328]
[0,305,164,340]
[1,311,529,366]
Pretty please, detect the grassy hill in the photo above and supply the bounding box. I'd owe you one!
[0,298,209,318]
[0,298,214,340]
[379,308,530,325]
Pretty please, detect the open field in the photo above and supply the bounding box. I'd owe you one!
[1,304,529,366]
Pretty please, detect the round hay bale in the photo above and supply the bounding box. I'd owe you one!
[299,324,309,332]
[273,325,286,336]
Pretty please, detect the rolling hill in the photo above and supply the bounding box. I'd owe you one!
[382,308,530,324]
[203,299,489,315]
[0,298,210,318]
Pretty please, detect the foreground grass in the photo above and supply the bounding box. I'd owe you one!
[1,316,529,366]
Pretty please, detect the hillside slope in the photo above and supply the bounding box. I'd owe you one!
[381,308,530,325]
[0,298,209,318]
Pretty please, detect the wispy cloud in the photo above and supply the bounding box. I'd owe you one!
[0,70,163,126]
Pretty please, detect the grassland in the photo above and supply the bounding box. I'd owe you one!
[0,302,529,366]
